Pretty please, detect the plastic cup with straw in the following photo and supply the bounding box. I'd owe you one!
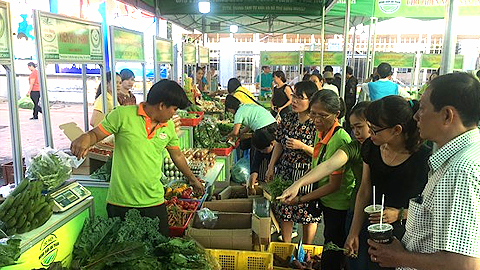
[368,193,394,244]
[364,185,382,214]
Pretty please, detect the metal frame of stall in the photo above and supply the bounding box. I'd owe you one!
[33,10,108,147]
[153,36,174,83]
[1,1,22,185]
[181,42,197,103]
[109,26,147,106]
[198,45,210,92]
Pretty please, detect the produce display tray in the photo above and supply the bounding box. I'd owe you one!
[268,242,323,270]
[206,249,273,270]
[180,112,203,126]
[211,145,234,156]
[187,111,205,117]
[169,210,195,237]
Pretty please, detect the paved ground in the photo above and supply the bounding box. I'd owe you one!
[0,100,92,164]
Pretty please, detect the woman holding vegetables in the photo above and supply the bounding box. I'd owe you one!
[344,96,430,270]
[265,81,318,244]
[278,101,371,270]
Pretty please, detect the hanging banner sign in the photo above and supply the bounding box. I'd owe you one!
[38,14,103,62]
[158,0,323,16]
[112,27,144,61]
[374,0,480,18]
[183,43,196,65]
[0,3,11,60]
[420,54,464,70]
[199,46,209,64]
[374,52,416,68]
[303,51,344,66]
[260,51,300,66]
[155,38,173,63]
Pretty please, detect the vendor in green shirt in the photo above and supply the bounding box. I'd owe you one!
[71,80,205,236]
[256,66,274,98]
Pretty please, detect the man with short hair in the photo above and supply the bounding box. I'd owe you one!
[71,80,205,236]
[256,66,274,98]
[322,71,339,96]
[367,72,480,270]
[366,62,398,100]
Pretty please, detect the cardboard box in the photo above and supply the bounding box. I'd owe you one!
[186,212,253,250]
[218,185,263,200]
[252,214,271,240]
[202,199,253,213]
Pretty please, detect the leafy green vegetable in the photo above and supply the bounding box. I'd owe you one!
[324,241,358,258]
[90,158,112,182]
[155,238,220,270]
[266,175,294,203]
[194,116,224,149]
[0,238,21,267]
[186,104,202,112]
[27,150,72,191]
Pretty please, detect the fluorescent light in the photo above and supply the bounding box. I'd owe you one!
[198,1,210,14]
[230,25,238,33]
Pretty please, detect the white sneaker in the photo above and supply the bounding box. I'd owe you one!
[278,232,299,241]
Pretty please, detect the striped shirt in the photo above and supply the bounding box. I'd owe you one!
[399,129,480,270]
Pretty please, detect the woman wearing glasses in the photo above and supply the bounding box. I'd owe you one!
[265,81,318,244]
[345,96,430,270]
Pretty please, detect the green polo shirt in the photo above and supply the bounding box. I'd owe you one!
[256,72,273,89]
[339,140,363,210]
[312,123,355,210]
[99,104,179,207]
[234,104,276,131]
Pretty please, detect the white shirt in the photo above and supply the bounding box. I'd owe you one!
[399,129,480,270]
[323,83,339,96]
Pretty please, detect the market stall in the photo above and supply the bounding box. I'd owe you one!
[182,42,197,103]
[109,26,147,105]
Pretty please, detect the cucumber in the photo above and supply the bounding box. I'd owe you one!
[6,227,16,236]
[6,216,17,228]
[11,179,29,197]
[36,204,52,221]
[25,199,35,213]
[31,218,38,229]
[33,202,48,215]
[15,214,27,229]
[3,207,17,221]
[36,209,53,228]
[17,221,30,234]
[27,211,34,222]
[0,196,14,219]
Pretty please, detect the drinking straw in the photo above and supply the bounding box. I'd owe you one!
[373,186,376,210]
[380,194,385,227]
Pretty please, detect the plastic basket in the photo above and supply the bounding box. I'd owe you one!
[180,112,203,126]
[206,249,273,270]
[168,210,194,237]
[188,111,205,117]
[268,242,323,270]
[210,145,234,156]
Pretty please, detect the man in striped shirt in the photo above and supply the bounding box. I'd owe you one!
[366,73,480,270]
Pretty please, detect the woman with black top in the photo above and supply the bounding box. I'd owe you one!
[344,96,431,270]
[271,70,293,119]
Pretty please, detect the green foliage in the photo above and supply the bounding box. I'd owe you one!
[194,117,224,148]
[266,175,294,203]
[0,238,21,267]
[27,151,72,191]
[90,158,112,182]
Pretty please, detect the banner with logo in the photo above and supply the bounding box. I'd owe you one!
[420,54,464,70]
[199,46,209,64]
[158,0,323,16]
[0,3,11,60]
[38,14,103,62]
[112,27,144,61]
[303,51,344,66]
[375,0,480,18]
[374,52,416,68]
[3,210,89,269]
[155,38,173,63]
[260,51,300,66]
[183,43,196,64]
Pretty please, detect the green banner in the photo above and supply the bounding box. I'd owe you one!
[112,28,144,61]
[183,43,196,64]
[420,54,464,70]
[0,4,11,59]
[199,46,209,64]
[303,51,344,66]
[158,0,323,16]
[374,0,480,18]
[155,38,173,63]
[374,52,416,68]
[39,15,102,61]
[260,51,300,66]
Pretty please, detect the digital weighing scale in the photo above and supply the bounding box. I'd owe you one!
[49,181,91,212]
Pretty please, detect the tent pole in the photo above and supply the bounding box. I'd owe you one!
[369,17,378,78]
[351,25,357,66]
[340,0,351,100]
[365,18,373,80]
[440,0,458,75]
[320,5,325,70]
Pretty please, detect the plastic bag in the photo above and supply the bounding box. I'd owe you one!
[231,156,250,184]
[18,96,34,110]
[25,147,72,191]
[197,208,218,229]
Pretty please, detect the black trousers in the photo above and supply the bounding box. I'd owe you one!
[30,91,42,118]
[320,203,348,270]
[107,203,169,237]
